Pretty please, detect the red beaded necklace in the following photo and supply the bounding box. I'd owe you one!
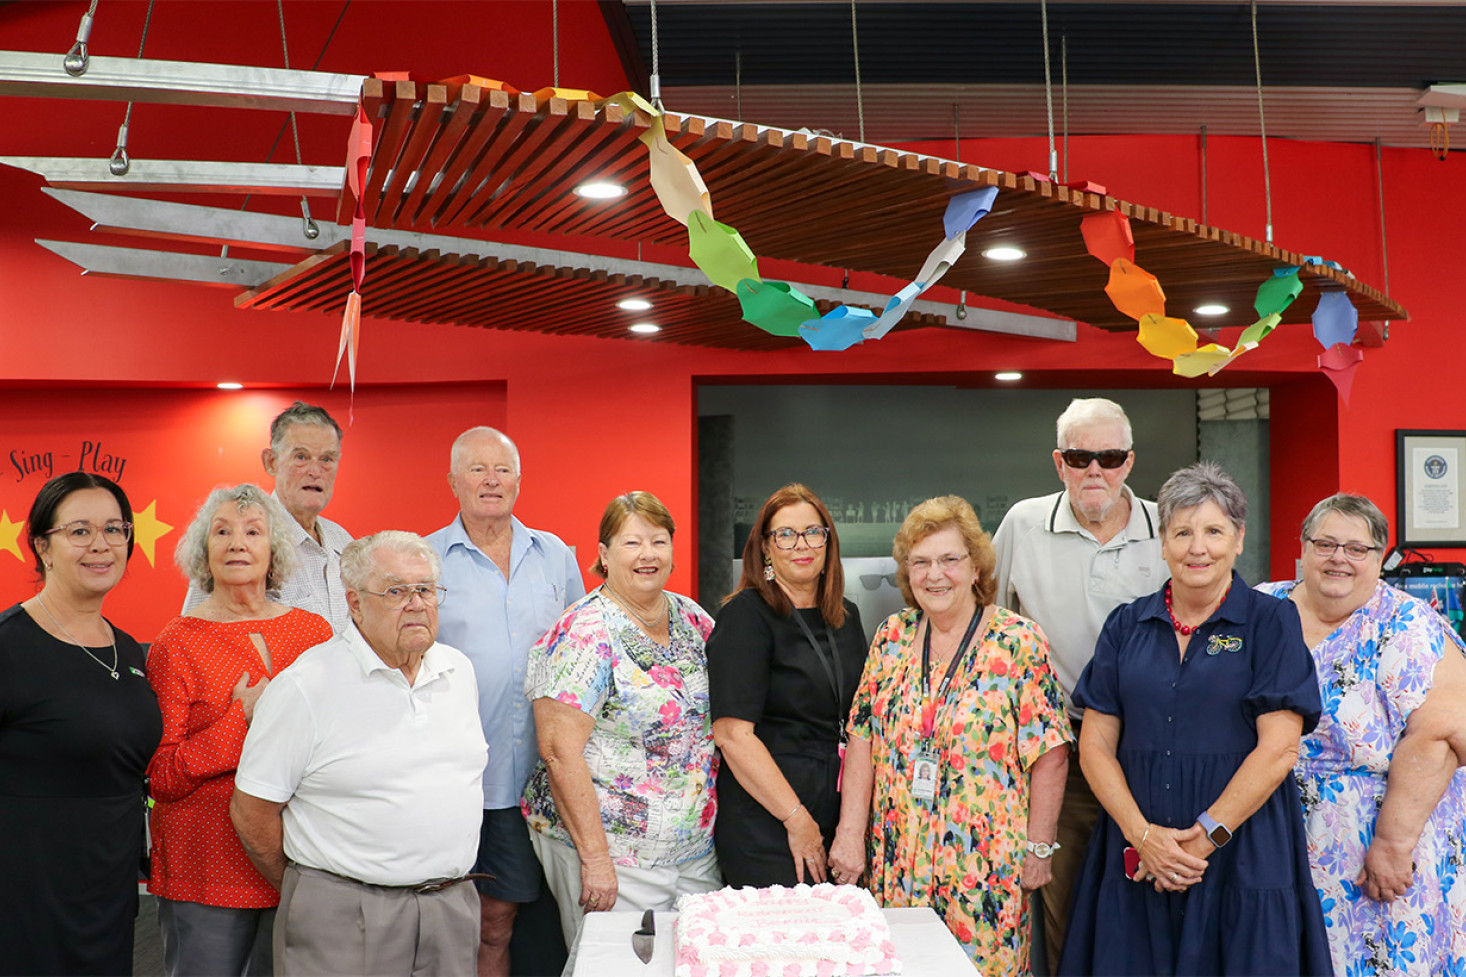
[1165,581,1230,635]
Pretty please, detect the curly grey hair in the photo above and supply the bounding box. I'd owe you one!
[339,531,441,592]
[1301,493,1389,551]
[175,484,299,594]
[1056,397,1133,450]
[1157,461,1247,532]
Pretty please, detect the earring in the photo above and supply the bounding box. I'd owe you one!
[764,558,775,582]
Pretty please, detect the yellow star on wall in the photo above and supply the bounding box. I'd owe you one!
[0,510,25,562]
[131,500,173,567]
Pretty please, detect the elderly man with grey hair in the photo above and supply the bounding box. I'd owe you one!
[428,426,584,976]
[230,531,488,976]
[991,396,1169,973]
[184,401,353,632]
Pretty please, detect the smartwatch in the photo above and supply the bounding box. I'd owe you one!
[1026,840,1061,858]
[1197,811,1232,848]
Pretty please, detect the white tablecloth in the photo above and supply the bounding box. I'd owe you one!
[571,906,973,976]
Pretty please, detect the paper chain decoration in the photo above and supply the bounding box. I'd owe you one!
[603,90,1000,351]
[1081,210,1364,397]
[337,81,1366,390]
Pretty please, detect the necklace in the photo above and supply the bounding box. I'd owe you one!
[1165,581,1231,636]
[37,593,119,680]
[602,584,669,631]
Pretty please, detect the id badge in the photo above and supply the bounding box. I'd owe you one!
[910,750,939,800]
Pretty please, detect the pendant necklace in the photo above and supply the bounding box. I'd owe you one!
[37,592,119,679]
[602,584,669,631]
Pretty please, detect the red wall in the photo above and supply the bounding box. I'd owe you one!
[4,1,1464,634]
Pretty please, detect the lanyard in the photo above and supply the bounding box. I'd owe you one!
[790,608,845,740]
[919,606,984,741]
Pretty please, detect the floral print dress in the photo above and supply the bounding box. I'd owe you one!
[522,589,717,867]
[1258,579,1466,977]
[848,606,1071,974]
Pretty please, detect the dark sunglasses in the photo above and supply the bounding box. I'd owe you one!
[1060,448,1130,470]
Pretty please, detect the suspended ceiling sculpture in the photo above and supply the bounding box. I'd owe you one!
[1,53,1405,361]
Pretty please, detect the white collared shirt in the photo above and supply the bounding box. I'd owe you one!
[992,485,1168,716]
[235,625,487,885]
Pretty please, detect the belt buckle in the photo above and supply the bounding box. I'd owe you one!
[414,878,454,895]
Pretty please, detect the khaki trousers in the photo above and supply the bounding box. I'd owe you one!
[274,863,479,977]
[1040,747,1101,973]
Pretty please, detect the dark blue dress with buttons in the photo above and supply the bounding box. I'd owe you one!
[1057,573,1334,976]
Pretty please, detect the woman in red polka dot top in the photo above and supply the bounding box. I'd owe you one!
[146,484,333,976]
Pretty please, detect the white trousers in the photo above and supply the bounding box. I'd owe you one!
[528,830,722,948]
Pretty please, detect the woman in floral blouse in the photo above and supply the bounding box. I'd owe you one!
[829,495,1071,974]
[523,492,719,946]
[1259,493,1466,977]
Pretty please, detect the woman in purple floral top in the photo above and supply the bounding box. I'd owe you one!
[1259,493,1466,977]
[523,492,720,946]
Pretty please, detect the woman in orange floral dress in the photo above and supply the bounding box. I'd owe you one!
[829,495,1072,974]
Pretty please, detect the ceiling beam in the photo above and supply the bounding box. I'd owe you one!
[0,50,363,115]
[3,157,343,195]
[38,189,1076,342]
[35,239,291,287]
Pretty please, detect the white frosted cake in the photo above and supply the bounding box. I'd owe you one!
[674,883,901,977]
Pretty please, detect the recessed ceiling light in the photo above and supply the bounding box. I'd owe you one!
[994,371,1023,382]
[216,382,243,390]
[1194,303,1230,316]
[629,322,661,334]
[982,247,1026,261]
[575,182,626,200]
[618,298,653,312]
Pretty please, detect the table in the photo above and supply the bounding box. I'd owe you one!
[571,906,974,976]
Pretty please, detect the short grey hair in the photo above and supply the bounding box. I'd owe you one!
[449,426,520,473]
[1056,397,1133,450]
[1158,461,1247,531]
[175,484,299,593]
[270,401,342,456]
[340,531,441,592]
[1302,493,1390,550]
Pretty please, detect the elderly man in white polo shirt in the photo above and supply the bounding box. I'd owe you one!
[230,531,487,976]
[991,397,1168,974]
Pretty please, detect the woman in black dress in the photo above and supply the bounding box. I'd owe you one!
[707,483,867,886]
[0,473,163,976]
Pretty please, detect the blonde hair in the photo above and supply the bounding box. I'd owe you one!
[891,495,997,609]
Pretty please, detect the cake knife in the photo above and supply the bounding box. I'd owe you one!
[632,909,656,963]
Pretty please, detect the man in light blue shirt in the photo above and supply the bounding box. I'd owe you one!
[428,426,584,977]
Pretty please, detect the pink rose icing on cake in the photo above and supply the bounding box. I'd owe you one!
[673,884,901,977]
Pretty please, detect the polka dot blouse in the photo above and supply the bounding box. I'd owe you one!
[146,608,332,907]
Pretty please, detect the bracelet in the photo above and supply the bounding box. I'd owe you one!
[780,802,805,823]
[1139,824,1152,849]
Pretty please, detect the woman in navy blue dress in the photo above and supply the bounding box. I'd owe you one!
[1058,462,1332,976]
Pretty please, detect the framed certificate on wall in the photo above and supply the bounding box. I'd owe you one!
[1396,429,1466,547]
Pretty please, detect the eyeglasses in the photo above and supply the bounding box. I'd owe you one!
[43,520,133,547]
[1307,538,1380,562]
[768,527,830,550]
[907,553,970,573]
[361,585,447,608]
[1059,448,1131,470]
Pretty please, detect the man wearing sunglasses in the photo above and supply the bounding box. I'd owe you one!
[992,397,1168,974]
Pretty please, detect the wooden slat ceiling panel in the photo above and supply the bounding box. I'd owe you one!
[237,243,955,351]
[304,79,1404,345]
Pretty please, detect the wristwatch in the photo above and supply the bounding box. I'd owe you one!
[1197,811,1232,848]
[1025,840,1061,858]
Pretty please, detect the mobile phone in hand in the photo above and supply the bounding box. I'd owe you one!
[1124,846,1141,878]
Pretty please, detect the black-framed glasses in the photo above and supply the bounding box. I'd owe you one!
[43,520,133,547]
[1060,448,1131,470]
[362,585,447,608]
[1306,537,1380,562]
[767,527,830,550]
